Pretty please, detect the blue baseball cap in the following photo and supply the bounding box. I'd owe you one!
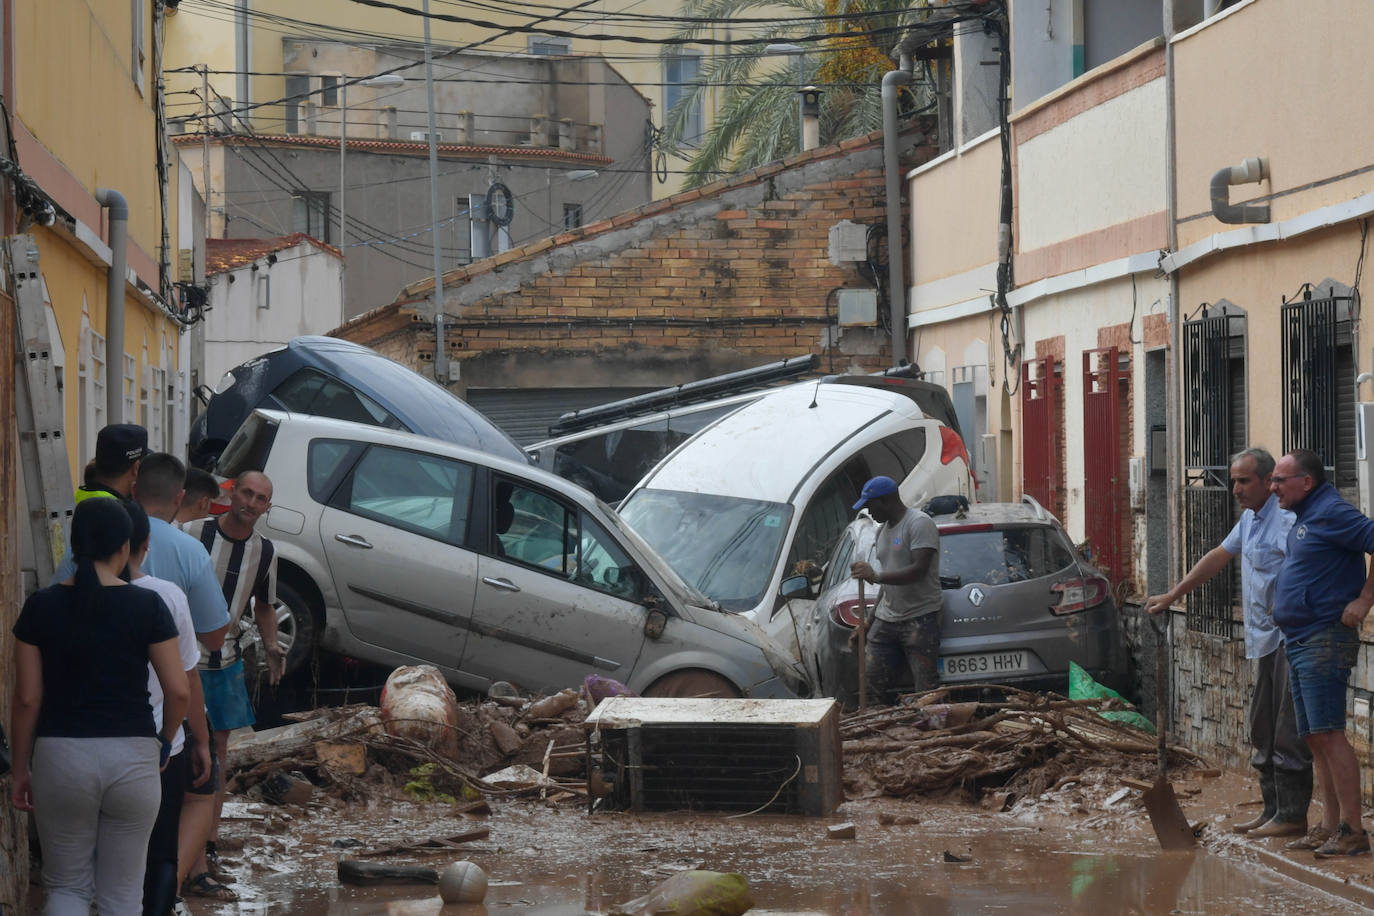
[853,475,898,510]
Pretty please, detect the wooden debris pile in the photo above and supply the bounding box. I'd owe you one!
[223,688,594,805]
[841,684,1209,801]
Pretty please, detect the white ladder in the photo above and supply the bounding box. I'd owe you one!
[10,233,73,585]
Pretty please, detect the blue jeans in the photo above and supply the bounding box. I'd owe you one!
[1286,620,1361,737]
[865,613,942,705]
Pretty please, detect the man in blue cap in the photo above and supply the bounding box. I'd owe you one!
[849,475,943,704]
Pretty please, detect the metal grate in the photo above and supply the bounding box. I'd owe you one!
[606,725,807,814]
[1183,486,1234,636]
[1181,307,1249,636]
[1281,290,1342,468]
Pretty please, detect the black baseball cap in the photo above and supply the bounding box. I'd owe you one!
[95,424,149,468]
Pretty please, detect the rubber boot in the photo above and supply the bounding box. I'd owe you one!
[1249,767,1312,838]
[1234,764,1277,833]
[143,861,180,915]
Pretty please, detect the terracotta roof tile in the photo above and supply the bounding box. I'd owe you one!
[205,234,342,275]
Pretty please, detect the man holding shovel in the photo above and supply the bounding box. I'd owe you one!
[1145,447,1310,839]
[849,476,942,706]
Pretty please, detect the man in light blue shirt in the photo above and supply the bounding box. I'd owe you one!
[1146,447,1310,839]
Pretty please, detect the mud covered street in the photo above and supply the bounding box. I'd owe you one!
[185,787,1355,914]
[158,680,1371,916]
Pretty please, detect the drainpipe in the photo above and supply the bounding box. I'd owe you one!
[97,188,129,424]
[881,55,914,367]
[1162,0,1180,727]
[1210,158,1269,224]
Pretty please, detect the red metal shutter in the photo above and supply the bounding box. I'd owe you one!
[1021,355,1059,513]
[1082,347,1122,582]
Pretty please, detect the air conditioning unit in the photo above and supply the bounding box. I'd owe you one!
[409,130,445,142]
[585,697,842,816]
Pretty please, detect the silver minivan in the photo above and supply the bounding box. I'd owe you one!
[216,409,807,698]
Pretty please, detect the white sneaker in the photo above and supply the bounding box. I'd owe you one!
[172,897,194,915]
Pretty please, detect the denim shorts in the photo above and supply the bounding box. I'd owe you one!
[1285,620,1361,737]
[201,659,256,732]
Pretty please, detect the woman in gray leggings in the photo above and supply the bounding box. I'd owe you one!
[10,498,189,915]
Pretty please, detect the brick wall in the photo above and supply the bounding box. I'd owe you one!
[336,122,940,392]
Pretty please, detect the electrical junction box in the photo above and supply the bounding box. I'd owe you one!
[828,220,868,265]
[585,697,842,816]
[837,288,878,327]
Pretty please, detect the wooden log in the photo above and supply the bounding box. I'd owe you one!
[337,860,438,885]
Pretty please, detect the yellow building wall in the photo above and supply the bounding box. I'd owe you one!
[14,0,186,474]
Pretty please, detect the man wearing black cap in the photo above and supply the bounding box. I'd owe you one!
[849,475,943,705]
[75,423,148,503]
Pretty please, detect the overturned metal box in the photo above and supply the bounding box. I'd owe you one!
[584,698,843,816]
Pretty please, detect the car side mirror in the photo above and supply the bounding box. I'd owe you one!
[644,607,668,640]
[780,575,813,600]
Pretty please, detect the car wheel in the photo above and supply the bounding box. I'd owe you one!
[273,580,318,678]
[642,669,741,699]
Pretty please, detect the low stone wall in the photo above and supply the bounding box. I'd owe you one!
[1156,610,1374,803]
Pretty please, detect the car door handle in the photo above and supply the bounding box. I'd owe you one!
[334,534,374,549]
[482,576,521,593]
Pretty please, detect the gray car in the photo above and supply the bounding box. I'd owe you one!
[215,409,808,698]
[798,497,1128,707]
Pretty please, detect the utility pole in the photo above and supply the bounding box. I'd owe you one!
[422,0,447,383]
[202,65,211,237]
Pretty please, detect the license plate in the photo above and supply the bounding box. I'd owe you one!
[939,651,1030,677]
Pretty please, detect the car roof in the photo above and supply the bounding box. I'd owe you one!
[635,382,927,502]
[257,409,586,499]
[203,336,526,462]
[928,501,1058,527]
[527,389,764,453]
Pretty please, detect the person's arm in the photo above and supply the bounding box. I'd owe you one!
[149,638,190,748]
[1328,501,1374,627]
[185,668,212,787]
[187,552,230,652]
[252,598,285,686]
[9,640,42,811]
[1144,544,1235,615]
[853,548,936,586]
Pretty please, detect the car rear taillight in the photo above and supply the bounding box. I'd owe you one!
[831,597,876,629]
[1049,576,1110,615]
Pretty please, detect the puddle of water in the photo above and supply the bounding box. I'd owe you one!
[196,799,1350,915]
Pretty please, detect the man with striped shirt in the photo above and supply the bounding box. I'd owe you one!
[180,470,279,900]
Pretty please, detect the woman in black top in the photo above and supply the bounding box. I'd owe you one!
[10,498,189,915]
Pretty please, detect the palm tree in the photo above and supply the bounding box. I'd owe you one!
[660,0,936,188]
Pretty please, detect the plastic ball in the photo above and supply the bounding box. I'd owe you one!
[438,860,488,904]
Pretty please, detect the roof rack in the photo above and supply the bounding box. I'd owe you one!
[547,353,818,437]
[1020,493,1050,521]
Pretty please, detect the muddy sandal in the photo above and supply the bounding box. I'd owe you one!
[183,872,238,901]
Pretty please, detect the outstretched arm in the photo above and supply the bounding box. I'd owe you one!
[1144,545,1234,615]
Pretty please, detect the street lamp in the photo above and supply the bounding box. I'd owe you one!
[340,73,405,315]
[765,43,805,147]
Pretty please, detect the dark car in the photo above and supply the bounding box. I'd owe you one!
[189,337,526,468]
[799,496,1128,707]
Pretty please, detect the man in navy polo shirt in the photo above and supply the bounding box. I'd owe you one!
[1271,448,1374,857]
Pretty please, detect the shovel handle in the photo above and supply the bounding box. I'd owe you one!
[1152,615,1168,777]
[857,578,868,712]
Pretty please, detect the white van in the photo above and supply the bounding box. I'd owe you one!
[617,381,973,626]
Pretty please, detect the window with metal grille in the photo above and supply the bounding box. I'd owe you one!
[563,203,582,229]
[663,51,704,146]
[1281,281,1357,491]
[1182,303,1247,636]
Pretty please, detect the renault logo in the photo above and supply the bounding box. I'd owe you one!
[968,586,985,607]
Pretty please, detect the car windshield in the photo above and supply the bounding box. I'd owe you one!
[939,525,1078,587]
[619,489,793,612]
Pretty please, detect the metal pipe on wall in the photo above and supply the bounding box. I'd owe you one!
[96,188,128,424]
